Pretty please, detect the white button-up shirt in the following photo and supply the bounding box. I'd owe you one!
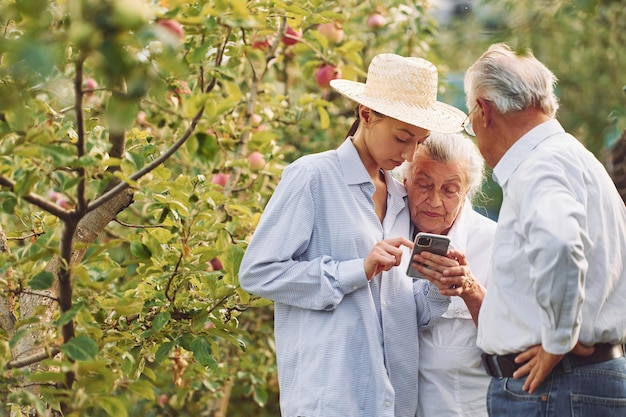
[477,119,626,355]
[418,202,496,417]
[239,138,450,417]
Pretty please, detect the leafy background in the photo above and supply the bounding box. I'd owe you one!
[0,0,624,415]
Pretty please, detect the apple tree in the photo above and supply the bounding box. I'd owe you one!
[434,0,626,158]
[0,0,446,415]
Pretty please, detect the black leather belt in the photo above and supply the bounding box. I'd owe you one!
[481,343,625,378]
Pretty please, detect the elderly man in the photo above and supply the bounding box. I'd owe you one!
[462,42,626,417]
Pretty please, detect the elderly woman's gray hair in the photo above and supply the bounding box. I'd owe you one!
[464,43,559,118]
[398,132,485,200]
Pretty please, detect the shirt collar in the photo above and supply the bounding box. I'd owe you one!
[337,137,408,214]
[446,199,473,253]
[492,119,565,187]
[384,169,408,220]
[337,137,372,186]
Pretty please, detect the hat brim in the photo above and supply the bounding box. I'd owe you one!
[330,79,467,134]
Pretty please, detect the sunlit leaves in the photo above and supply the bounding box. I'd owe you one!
[100,296,145,316]
[0,0,446,415]
[97,396,128,417]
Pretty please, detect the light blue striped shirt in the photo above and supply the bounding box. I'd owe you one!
[239,138,450,417]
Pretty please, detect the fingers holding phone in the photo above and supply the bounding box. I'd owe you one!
[414,254,464,295]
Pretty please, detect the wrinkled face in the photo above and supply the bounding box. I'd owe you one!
[404,150,468,234]
[365,113,431,170]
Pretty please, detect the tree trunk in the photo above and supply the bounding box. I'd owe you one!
[0,188,134,403]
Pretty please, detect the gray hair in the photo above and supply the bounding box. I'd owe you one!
[464,43,559,118]
[398,132,485,200]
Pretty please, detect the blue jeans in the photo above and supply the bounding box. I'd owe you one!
[487,356,626,417]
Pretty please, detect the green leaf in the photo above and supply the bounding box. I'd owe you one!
[27,371,67,383]
[28,270,55,290]
[9,328,28,349]
[97,396,128,417]
[152,311,171,331]
[254,385,269,407]
[60,335,99,361]
[223,244,244,277]
[7,390,47,415]
[128,379,156,401]
[13,169,39,197]
[80,366,115,393]
[53,304,80,327]
[317,106,330,129]
[155,341,175,363]
[190,336,217,369]
[105,97,139,135]
[130,241,152,260]
[99,298,144,316]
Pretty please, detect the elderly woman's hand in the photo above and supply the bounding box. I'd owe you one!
[413,248,486,325]
[433,248,486,324]
[412,249,463,294]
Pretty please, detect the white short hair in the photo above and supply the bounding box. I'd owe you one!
[398,132,485,200]
[464,43,559,118]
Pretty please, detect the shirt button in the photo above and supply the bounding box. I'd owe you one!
[382,301,388,308]
[384,401,391,407]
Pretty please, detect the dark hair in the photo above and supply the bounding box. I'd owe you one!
[345,106,384,138]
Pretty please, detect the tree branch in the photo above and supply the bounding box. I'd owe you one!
[0,224,16,334]
[86,105,205,213]
[0,176,71,221]
[5,347,61,370]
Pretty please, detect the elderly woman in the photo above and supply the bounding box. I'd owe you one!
[398,132,495,417]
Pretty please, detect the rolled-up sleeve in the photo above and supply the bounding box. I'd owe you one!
[414,280,450,329]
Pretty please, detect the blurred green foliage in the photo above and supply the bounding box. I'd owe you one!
[0,0,623,415]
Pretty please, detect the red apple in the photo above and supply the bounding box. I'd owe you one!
[248,151,266,170]
[367,12,387,29]
[48,190,71,209]
[210,257,223,271]
[172,80,191,96]
[317,22,344,44]
[156,19,184,40]
[158,394,168,406]
[136,110,147,125]
[168,80,191,107]
[253,123,266,132]
[252,38,270,50]
[82,77,98,94]
[315,64,341,89]
[48,190,61,202]
[250,113,262,127]
[281,26,301,46]
[56,196,71,209]
[211,173,230,188]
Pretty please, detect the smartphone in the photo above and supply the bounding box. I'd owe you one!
[406,232,451,278]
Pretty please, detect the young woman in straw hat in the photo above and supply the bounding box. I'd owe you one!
[239,53,467,417]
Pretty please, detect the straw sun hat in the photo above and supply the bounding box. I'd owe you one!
[330,54,466,134]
